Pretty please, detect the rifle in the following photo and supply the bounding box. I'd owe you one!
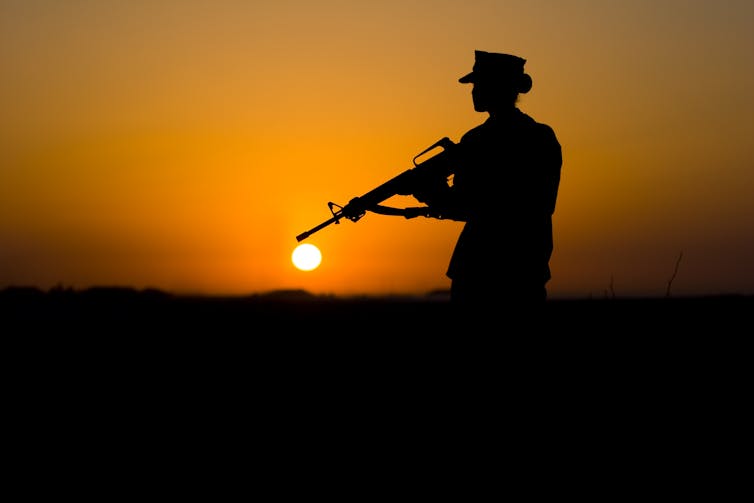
[296,137,457,242]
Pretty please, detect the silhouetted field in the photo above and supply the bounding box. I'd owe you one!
[3,285,751,334]
[3,284,750,375]
[4,285,748,471]
[6,285,749,397]
[6,285,750,393]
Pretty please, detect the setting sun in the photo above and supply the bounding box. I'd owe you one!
[292,244,322,271]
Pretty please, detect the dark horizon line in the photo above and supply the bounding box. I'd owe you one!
[1,284,751,302]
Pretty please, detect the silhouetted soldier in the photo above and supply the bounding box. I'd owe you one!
[410,50,562,315]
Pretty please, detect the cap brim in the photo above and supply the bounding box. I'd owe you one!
[458,72,474,83]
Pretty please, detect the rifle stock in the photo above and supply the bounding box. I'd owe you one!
[296,137,456,242]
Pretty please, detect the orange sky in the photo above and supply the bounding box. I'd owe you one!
[2,0,753,298]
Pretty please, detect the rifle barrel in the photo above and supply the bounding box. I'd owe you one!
[296,216,338,242]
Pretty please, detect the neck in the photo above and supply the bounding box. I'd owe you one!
[488,106,518,120]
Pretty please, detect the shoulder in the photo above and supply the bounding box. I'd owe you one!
[519,111,555,134]
[459,121,488,143]
[520,112,560,148]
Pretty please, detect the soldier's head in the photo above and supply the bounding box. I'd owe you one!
[459,50,532,112]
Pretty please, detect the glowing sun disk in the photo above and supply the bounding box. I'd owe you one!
[292,243,322,271]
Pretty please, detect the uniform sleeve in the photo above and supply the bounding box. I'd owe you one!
[538,124,562,215]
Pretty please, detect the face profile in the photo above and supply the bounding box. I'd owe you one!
[464,50,533,114]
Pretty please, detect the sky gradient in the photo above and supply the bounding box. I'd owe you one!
[2,0,753,298]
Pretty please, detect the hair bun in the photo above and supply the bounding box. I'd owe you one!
[519,74,532,94]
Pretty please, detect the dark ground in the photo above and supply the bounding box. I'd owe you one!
[3,285,750,332]
[3,285,750,371]
[3,286,749,493]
